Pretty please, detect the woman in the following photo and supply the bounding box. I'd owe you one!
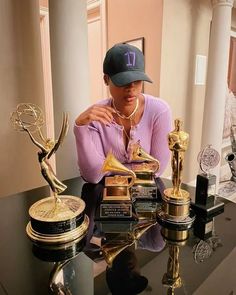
[74,43,172,183]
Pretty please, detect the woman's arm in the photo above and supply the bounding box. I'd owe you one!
[150,102,172,176]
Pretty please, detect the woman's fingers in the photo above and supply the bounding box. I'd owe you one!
[76,105,115,126]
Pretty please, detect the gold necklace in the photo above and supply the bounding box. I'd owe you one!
[118,116,134,144]
[112,97,139,120]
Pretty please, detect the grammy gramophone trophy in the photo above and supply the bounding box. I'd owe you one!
[129,141,160,200]
[160,119,191,221]
[11,103,89,244]
[99,152,136,220]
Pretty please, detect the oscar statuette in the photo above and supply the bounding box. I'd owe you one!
[98,152,137,220]
[11,103,89,244]
[157,119,195,232]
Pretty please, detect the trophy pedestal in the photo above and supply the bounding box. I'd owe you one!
[131,172,157,200]
[161,188,190,221]
[26,195,89,244]
[195,174,216,205]
[98,188,136,220]
[133,200,159,220]
[157,187,195,239]
[191,198,224,219]
[191,198,224,240]
[193,217,214,240]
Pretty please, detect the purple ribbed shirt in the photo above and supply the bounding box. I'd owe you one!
[74,94,172,183]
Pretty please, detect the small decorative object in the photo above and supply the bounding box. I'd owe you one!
[192,144,224,240]
[98,152,137,220]
[11,103,89,244]
[195,144,220,205]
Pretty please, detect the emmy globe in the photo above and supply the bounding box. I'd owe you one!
[10,103,89,244]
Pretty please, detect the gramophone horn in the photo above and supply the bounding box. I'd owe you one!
[101,240,134,266]
[102,152,136,187]
[132,220,157,240]
[130,145,160,173]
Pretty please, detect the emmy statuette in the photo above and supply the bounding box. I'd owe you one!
[11,103,89,244]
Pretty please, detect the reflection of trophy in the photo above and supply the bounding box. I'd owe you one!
[161,224,189,295]
[230,125,236,153]
[192,145,224,240]
[225,152,236,182]
[32,236,85,293]
[11,103,89,244]
[98,152,137,220]
[129,141,160,201]
[162,245,182,294]
[159,119,191,221]
[101,220,156,266]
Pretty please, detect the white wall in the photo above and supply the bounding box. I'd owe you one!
[0,0,45,197]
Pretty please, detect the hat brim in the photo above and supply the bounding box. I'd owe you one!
[110,71,152,87]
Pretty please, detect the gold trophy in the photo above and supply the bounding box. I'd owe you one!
[10,103,89,244]
[101,220,156,267]
[161,224,189,295]
[129,141,160,200]
[99,152,136,220]
[160,119,191,221]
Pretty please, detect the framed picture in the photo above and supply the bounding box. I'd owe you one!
[124,37,144,54]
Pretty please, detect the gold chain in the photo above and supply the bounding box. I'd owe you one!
[118,117,134,143]
[112,97,139,120]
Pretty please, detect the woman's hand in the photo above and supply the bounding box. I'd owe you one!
[75,105,115,126]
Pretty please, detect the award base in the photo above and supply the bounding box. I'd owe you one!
[191,198,224,219]
[195,174,216,205]
[98,200,136,220]
[162,188,190,221]
[193,217,214,240]
[26,195,89,244]
[133,200,160,220]
[131,172,158,200]
[157,209,195,232]
[32,234,86,262]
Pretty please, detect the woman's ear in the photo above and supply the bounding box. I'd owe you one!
[104,74,109,86]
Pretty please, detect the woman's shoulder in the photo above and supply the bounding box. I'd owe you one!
[144,94,171,114]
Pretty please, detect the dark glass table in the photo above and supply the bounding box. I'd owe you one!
[0,177,235,295]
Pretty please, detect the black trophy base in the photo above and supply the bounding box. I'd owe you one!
[95,220,138,235]
[26,215,89,245]
[131,184,158,200]
[157,209,196,231]
[32,235,86,262]
[97,201,137,221]
[134,200,160,220]
[193,217,214,240]
[195,174,216,205]
[191,199,224,219]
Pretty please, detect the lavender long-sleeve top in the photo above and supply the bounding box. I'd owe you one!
[74,94,172,183]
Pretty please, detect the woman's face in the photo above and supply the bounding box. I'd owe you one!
[104,75,143,106]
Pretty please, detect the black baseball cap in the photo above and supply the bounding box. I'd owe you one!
[103,43,152,87]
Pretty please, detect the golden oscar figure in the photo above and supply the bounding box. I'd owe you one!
[161,119,191,221]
